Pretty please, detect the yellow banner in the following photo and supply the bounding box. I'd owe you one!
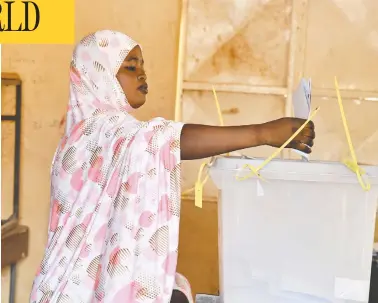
[0,0,74,44]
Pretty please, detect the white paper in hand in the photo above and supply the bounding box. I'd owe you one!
[292,78,312,160]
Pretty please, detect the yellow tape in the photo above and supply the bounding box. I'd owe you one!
[194,162,209,208]
[334,77,371,191]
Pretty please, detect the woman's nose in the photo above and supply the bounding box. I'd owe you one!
[137,73,147,81]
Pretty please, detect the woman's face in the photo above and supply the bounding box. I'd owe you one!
[116,45,148,109]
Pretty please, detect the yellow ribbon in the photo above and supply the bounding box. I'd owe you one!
[334,76,370,191]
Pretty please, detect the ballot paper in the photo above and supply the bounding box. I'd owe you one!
[292,78,312,160]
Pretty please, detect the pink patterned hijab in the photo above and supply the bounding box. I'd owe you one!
[31,30,189,302]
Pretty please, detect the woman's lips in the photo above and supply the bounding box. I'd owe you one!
[138,84,148,94]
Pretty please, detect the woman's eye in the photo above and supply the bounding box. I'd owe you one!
[125,66,136,71]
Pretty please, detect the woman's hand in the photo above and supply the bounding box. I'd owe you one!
[260,118,315,153]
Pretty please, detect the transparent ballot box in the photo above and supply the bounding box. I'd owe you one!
[210,157,378,303]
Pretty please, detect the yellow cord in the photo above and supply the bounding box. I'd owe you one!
[334,76,370,191]
[213,86,224,127]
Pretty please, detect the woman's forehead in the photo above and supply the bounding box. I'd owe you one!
[126,46,142,57]
[124,46,144,63]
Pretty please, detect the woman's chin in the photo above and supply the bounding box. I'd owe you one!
[129,98,146,109]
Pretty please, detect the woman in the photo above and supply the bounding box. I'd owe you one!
[30,30,315,303]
